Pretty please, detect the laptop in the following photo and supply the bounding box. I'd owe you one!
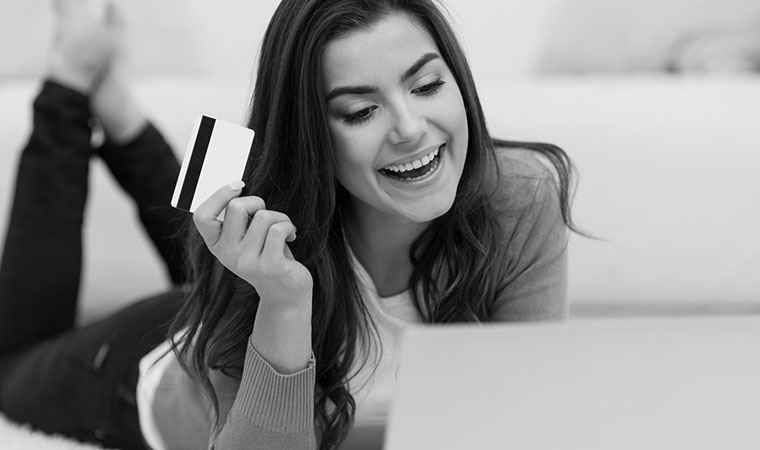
[382,316,760,450]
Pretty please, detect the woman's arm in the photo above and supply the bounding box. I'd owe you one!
[192,185,318,450]
[212,302,316,448]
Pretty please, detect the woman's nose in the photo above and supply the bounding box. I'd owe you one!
[388,102,427,145]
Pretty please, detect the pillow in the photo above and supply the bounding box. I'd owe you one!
[537,0,760,74]
[666,21,760,73]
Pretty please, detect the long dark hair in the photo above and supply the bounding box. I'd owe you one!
[169,1,579,449]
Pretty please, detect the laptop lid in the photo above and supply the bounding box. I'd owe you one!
[384,317,760,450]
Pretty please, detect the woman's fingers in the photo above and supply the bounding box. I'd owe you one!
[241,210,295,256]
[193,181,295,256]
[192,181,247,246]
[216,196,267,248]
[262,221,297,263]
[193,182,304,295]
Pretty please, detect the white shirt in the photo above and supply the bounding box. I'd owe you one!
[346,246,420,426]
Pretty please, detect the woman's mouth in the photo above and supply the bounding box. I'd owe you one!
[379,144,444,182]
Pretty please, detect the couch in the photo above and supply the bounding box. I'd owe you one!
[3,74,760,325]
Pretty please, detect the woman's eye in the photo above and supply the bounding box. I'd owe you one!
[413,80,445,96]
[344,106,377,125]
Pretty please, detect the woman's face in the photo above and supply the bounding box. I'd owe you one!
[323,12,469,225]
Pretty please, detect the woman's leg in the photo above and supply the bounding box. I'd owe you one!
[0,78,187,449]
[0,81,95,354]
[93,69,188,284]
[0,6,184,449]
[0,0,123,355]
[0,288,185,450]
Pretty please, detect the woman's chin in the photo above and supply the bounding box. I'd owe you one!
[396,195,456,223]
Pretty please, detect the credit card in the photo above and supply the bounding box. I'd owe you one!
[171,115,255,214]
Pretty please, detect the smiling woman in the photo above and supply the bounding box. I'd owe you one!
[0,1,578,450]
[324,15,469,236]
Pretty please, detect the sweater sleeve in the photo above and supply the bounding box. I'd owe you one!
[153,338,316,450]
[489,165,570,322]
[210,336,317,450]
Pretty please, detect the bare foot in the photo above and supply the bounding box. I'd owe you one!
[47,0,123,93]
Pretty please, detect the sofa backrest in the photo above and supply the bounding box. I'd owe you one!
[1,77,758,321]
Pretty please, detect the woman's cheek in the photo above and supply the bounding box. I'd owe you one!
[333,130,374,181]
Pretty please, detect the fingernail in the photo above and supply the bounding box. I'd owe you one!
[228,180,245,191]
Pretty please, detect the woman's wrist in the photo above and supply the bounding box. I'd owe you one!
[251,299,313,375]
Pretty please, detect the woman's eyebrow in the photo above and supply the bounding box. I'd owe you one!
[326,52,441,102]
[400,52,440,83]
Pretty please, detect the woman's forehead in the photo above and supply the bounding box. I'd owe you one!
[322,13,440,89]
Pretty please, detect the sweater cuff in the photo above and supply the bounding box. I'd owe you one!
[34,80,92,123]
[233,337,315,433]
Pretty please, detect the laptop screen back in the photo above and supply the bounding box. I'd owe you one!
[384,317,760,450]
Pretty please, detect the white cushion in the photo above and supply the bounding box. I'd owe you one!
[537,0,760,73]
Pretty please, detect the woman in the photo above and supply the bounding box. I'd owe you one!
[0,0,576,449]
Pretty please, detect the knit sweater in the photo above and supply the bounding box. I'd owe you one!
[151,148,569,450]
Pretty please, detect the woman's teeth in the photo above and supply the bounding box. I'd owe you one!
[384,147,440,174]
[380,146,443,182]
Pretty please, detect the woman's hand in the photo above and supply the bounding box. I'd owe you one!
[193,182,314,309]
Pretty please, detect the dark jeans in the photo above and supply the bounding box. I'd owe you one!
[0,81,189,450]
